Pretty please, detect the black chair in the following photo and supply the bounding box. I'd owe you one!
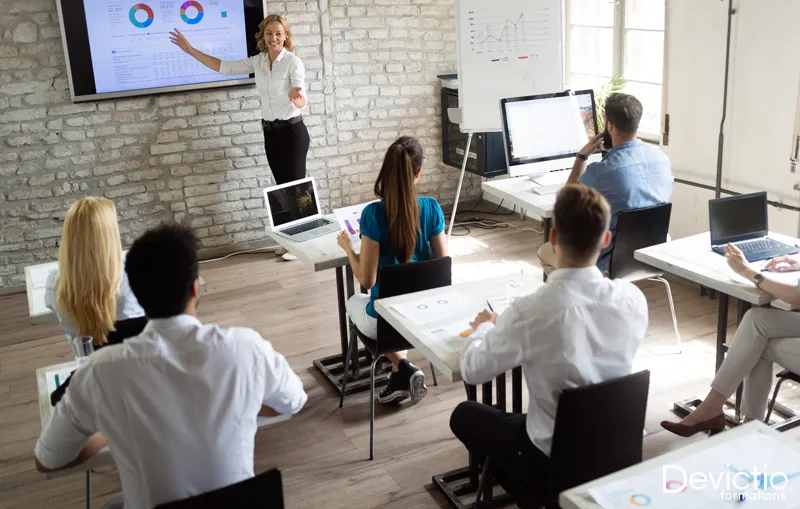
[608,203,681,353]
[765,369,800,425]
[475,370,650,508]
[339,256,452,460]
[154,468,283,509]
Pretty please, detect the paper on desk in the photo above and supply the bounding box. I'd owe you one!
[589,432,800,509]
[392,291,479,326]
[30,266,57,289]
[428,322,475,353]
[45,367,75,405]
[333,200,379,243]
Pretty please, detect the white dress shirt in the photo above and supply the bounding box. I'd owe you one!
[35,315,307,509]
[218,48,306,121]
[45,269,145,342]
[461,267,648,456]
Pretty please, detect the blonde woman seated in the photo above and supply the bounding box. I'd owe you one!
[662,245,800,436]
[45,197,144,346]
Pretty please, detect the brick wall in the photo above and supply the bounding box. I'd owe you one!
[0,0,480,290]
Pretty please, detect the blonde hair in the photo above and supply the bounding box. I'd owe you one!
[256,14,294,53]
[56,197,123,346]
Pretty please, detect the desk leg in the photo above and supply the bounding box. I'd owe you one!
[732,300,751,422]
[543,217,552,245]
[312,267,392,396]
[512,367,523,414]
[86,470,91,509]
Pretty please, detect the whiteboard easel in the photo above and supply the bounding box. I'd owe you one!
[448,0,564,240]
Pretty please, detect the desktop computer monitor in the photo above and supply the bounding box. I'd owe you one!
[500,89,602,178]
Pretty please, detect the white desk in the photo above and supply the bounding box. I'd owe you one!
[36,361,290,509]
[635,232,800,429]
[559,421,800,509]
[266,216,378,396]
[375,272,545,508]
[375,273,544,382]
[25,260,207,326]
[482,177,557,243]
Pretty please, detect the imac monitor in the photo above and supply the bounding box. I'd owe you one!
[500,90,602,178]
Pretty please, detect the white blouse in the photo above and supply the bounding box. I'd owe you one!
[218,48,306,122]
[45,269,145,342]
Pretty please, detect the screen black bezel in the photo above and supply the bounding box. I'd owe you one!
[500,89,599,167]
[57,0,262,102]
[708,191,769,245]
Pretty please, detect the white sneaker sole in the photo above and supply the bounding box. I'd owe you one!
[378,389,409,404]
[281,252,297,261]
[409,370,427,403]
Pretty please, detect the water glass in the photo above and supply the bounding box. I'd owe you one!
[71,336,94,367]
[506,269,526,306]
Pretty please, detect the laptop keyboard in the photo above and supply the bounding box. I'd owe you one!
[283,218,330,236]
[737,238,787,253]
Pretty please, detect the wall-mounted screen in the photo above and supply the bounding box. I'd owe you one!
[56,0,264,102]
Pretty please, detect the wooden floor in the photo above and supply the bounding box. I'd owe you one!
[0,215,794,509]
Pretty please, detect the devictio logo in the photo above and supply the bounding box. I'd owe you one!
[663,464,799,502]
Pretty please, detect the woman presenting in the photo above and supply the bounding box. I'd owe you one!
[170,14,307,260]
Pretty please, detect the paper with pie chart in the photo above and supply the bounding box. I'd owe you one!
[392,292,480,326]
[83,0,250,94]
[588,431,800,509]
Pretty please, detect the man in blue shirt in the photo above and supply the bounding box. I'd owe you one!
[537,93,674,275]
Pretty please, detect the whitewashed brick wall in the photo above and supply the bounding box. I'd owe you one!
[0,0,480,290]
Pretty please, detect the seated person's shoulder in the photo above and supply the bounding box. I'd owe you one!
[608,278,648,310]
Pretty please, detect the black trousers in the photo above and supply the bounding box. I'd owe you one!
[263,119,310,185]
[450,401,551,508]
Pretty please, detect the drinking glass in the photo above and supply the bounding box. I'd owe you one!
[71,336,94,367]
[506,268,526,306]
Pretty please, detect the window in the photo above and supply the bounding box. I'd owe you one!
[565,0,665,139]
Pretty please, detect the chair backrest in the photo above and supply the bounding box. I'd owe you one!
[375,256,452,354]
[608,203,672,281]
[548,370,650,499]
[154,468,283,509]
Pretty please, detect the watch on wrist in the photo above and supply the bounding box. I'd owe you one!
[753,272,764,288]
[576,152,588,161]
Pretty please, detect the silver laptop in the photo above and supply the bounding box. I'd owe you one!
[263,177,339,242]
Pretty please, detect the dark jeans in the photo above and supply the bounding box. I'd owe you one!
[263,119,310,185]
[450,401,551,508]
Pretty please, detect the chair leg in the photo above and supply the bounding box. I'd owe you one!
[339,330,357,409]
[474,457,491,509]
[430,361,438,386]
[369,356,380,461]
[651,277,681,353]
[765,377,788,424]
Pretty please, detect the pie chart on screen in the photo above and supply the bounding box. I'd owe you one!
[129,3,154,28]
[180,0,204,24]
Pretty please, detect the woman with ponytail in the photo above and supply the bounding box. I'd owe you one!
[337,137,448,404]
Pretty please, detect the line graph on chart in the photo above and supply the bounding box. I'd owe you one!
[468,7,553,55]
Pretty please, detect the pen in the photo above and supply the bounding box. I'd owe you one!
[486,299,494,312]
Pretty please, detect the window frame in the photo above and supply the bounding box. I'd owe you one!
[564,0,665,143]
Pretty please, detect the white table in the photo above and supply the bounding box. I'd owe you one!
[375,273,545,508]
[559,421,800,509]
[25,260,207,326]
[266,216,384,396]
[635,231,800,429]
[482,177,558,243]
[36,361,290,509]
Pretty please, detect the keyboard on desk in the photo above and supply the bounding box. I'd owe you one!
[281,218,331,236]
[737,238,786,253]
[716,237,800,262]
[530,182,565,195]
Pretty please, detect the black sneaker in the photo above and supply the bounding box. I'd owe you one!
[377,371,410,404]
[400,359,428,404]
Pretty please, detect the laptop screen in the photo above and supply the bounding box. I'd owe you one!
[709,192,768,245]
[265,180,320,228]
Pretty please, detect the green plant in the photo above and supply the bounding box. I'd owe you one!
[595,75,627,128]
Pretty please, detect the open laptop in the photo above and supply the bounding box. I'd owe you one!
[263,177,339,242]
[709,192,799,262]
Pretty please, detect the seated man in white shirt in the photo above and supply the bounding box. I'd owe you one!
[450,184,648,508]
[34,224,307,509]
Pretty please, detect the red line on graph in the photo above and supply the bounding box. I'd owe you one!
[518,56,529,59]
[480,13,524,43]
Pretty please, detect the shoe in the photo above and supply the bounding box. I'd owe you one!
[281,252,297,261]
[400,359,428,404]
[660,414,726,437]
[377,371,410,404]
